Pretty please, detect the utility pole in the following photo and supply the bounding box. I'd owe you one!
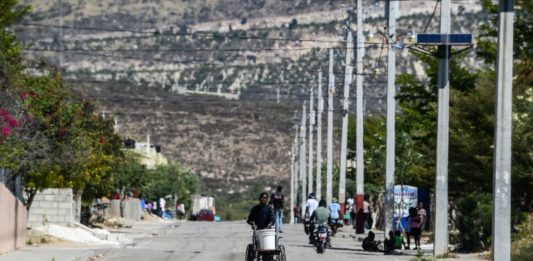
[316,70,324,200]
[308,88,315,195]
[385,0,399,235]
[355,0,365,234]
[326,49,335,205]
[434,0,451,255]
[293,125,300,222]
[59,0,63,69]
[339,31,353,215]
[290,130,298,225]
[492,1,514,260]
[300,103,307,217]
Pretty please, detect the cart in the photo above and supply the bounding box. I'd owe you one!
[246,228,286,261]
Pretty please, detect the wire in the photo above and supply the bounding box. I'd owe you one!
[423,1,440,33]
[15,23,347,44]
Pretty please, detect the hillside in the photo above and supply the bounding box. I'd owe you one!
[13,0,487,196]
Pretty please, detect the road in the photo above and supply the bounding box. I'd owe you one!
[0,220,486,261]
[90,221,478,261]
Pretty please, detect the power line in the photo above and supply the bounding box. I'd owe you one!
[15,23,347,44]
[423,0,440,33]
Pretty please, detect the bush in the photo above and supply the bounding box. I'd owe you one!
[512,214,533,261]
[512,238,533,261]
[454,193,492,251]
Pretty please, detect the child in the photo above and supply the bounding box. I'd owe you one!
[394,230,407,250]
[384,230,395,254]
[362,231,379,251]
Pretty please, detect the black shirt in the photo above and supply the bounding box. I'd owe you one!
[270,192,285,209]
[247,204,274,229]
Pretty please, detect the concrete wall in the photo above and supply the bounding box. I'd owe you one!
[109,199,142,221]
[28,188,74,228]
[0,183,27,255]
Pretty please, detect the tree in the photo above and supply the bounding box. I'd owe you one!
[1,1,125,209]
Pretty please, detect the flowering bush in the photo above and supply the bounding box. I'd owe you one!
[0,108,19,140]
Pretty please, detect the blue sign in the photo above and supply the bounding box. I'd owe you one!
[417,33,473,46]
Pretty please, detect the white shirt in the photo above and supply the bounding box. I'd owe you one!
[363,200,371,213]
[306,199,318,217]
[346,198,354,212]
[159,198,166,210]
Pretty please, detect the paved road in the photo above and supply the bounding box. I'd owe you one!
[92,221,478,261]
[0,220,485,261]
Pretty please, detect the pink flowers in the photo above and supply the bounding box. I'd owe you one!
[1,127,9,137]
[0,108,19,138]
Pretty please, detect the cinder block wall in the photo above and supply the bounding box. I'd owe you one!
[110,199,142,221]
[28,188,74,228]
[0,183,27,255]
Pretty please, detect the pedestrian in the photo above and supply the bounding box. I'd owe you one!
[159,197,166,217]
[346,196,355,225]
[417,202,427,231]
[293,205,300,224]
[405,207,417,249]
[363,195,373,229]
[269,186,285,233]
[410,209,422,250]
[176,202,185,220]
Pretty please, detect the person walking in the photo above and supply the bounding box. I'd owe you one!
[269,186,285,233]
[293,205,300,224]
[417,202,427,231]
[405,207,417,249]
[363,195,373,229]
[346,196,355,225]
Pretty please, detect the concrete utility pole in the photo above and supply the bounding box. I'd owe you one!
[316,70,324,200]
[385,0,399,235]
[59,0,63,68]
[434,0,451,256]
[300,103,307,217]
[492,1,514,260]
[308,87,315,195]
[339,31,354,214]
[355,0,365,234]
[290,137,296,225]
[293,125,300,222]
[326,49,335,205]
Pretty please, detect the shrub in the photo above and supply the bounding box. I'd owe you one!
[454,193,492,251]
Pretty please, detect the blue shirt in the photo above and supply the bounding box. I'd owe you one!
[329,203,341,219]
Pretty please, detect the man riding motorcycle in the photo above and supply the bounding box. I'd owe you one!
[309,199,331,247]
[328,197,342,236]
[304,193,318,239]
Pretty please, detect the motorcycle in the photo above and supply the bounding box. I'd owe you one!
[328,218,344,237]
[312,224,329,254]
[303,217,311,235]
